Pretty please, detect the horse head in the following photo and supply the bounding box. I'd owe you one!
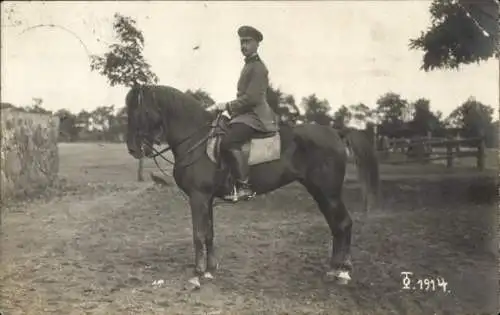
[125,85,164,159]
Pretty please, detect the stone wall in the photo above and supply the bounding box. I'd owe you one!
[1,109,60,203]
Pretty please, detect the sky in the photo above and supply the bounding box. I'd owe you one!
[1,1,498,121]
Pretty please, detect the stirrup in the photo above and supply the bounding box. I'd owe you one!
[223,185,256,203]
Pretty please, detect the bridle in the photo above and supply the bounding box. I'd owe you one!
[138,111,225,178]
[139,111,238,208]
[131,87,236,207]
[132,86,227,179]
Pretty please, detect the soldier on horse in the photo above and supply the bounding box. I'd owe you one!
[124,25,380,287]
[207,25,279,202]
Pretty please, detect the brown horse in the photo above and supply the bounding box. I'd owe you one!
[125,84,380,288]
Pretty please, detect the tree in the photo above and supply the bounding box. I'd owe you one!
[185,89,215,108]
[332,105,352,129]
[113,106,128,141]
[0,102,18,110]
[446,97,494,138]
[349,103,375,127]
[90,13,159,181]
[409,98,433,136]
[24,97,52,114]
[410,0,499,71]
[266,84,301,125]
[55,109,79,142]
[375,92,409,137]
[409,98,448,138]
[76,110,92,134]
[279,94,301,125]
[490,120,499,148]
[301,94,332,126]
[90,13,158,87]
[89,105,117,141]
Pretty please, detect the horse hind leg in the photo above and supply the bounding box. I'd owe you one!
[301,180,353,285]
[325,198,353,285]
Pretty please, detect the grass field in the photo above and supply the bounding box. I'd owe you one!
[1,142,498,315]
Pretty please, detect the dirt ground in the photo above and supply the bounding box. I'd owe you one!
[1,143,498,315]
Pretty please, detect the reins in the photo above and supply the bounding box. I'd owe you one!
[141,112,235,207]
[133,87,235,206]
[142,112,224,177]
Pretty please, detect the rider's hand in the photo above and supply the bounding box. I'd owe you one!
[206,102,227,113]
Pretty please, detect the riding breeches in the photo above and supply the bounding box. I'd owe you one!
[220,123,257,152]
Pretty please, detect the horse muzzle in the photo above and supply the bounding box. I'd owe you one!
[128,147,144,159]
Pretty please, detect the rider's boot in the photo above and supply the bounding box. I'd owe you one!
[223,148,256,202]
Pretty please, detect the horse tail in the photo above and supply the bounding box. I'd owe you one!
[343,129,380,215]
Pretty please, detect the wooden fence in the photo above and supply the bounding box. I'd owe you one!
[376,136,487,170]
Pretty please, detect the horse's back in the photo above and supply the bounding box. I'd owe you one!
[291,123,345,153]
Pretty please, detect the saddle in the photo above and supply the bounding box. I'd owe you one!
[206,114,281,166]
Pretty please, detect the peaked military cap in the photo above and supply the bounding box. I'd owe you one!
[237,25,263,42]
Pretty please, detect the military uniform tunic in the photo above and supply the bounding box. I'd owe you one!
[226,54,278,133]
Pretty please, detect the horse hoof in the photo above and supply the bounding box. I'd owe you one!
[203,272,214,280]
[335,275,350,285]
[186,277,201,290]
[326,270,351,285]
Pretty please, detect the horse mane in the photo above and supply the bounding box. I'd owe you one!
[147,85,212,124]
[126,84,214,136]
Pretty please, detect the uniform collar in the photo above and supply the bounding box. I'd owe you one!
[244,53,260,64]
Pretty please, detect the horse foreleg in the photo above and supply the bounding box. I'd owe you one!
[204,198,218,279]
[188,191,211,288]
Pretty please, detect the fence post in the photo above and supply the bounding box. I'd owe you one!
[477,137,486,171]
[446,139,453,168]
[137,157,144,181]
